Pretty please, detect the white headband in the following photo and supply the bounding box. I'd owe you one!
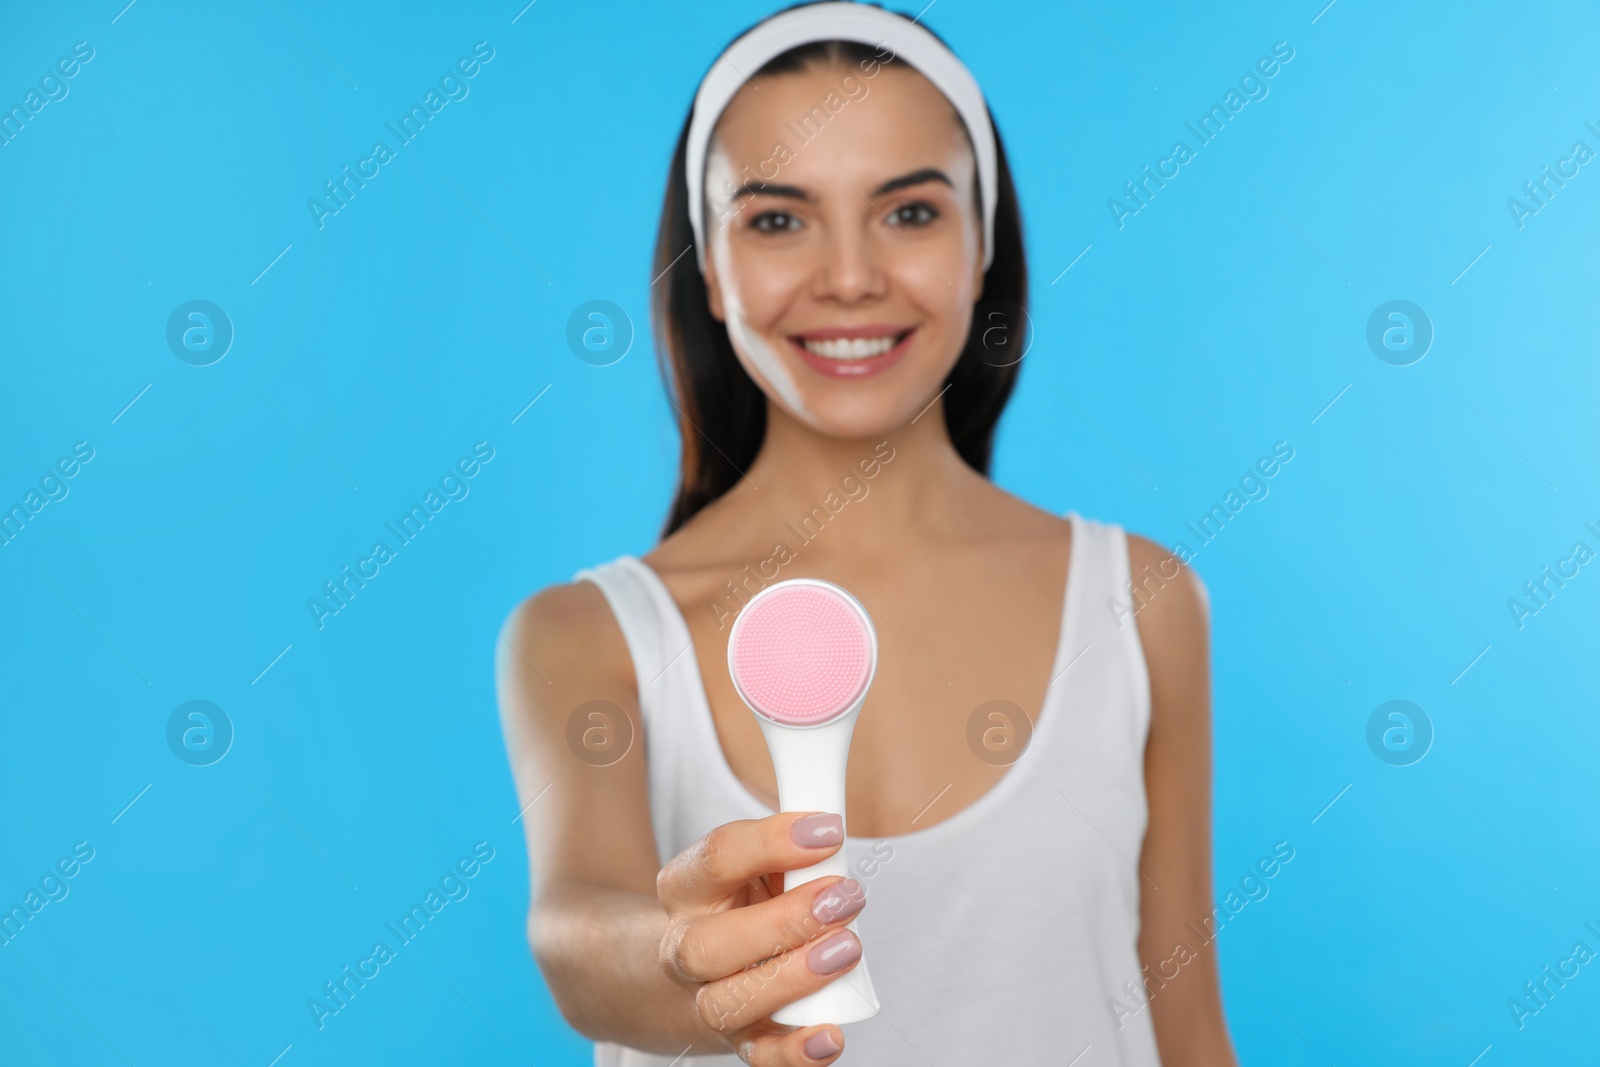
[685,1,997,275]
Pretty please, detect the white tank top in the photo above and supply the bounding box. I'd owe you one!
[574,511,1163,1065]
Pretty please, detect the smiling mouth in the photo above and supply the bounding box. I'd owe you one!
[792,329,914,361]
[786,327,916,380]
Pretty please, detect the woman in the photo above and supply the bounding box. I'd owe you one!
[497,3,1238,1063]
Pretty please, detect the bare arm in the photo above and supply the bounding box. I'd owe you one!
[496,581,700,1050]
[1127,536,1239,1066]
[496,581,866,1064]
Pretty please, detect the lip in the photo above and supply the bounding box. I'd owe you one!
[787,326,915,379]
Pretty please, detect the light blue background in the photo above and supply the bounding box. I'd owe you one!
[2,1,1596,1063]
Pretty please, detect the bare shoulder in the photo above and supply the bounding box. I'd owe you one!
[1123,532,1210,693]
[497,578,637,714]
[503,578,619,647]
[1125,532,1209,627]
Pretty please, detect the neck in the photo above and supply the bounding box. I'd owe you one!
[722,395,982,559]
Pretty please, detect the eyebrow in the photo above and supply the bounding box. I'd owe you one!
[725,167,953,204]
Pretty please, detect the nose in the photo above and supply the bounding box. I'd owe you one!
[811,210,887,306]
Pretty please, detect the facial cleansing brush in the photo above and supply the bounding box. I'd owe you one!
[727,577,882,1027]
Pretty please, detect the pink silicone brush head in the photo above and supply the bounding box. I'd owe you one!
[728,581,875,727]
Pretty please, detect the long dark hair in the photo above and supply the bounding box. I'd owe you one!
[651,4,1027,538]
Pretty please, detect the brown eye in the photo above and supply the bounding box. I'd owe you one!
[752,210,801,234]
[888,202,938,227]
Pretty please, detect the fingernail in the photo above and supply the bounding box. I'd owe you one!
[804,1029,842,1059]
[791,813,843,848]
[811,878,866,924]
[807,930,860,975]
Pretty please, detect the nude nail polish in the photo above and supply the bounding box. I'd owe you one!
[791,813,843,848]
[803,1029,842,1059]
[811,878,865,924]
[807,930,860,975]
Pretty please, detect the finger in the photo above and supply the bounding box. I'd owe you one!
[665,876,866,983]
[658,812,844,909]
[694,929,863,1036]
[732,1023,846,1066]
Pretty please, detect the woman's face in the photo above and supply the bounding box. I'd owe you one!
[702,60,985,438]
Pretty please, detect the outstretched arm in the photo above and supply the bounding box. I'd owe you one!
[496,581,701,1051]
[496,580,868,1064]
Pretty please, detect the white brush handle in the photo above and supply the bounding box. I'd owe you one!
[757,711,881,1027]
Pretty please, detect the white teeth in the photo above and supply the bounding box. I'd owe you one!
[800,334,900,360]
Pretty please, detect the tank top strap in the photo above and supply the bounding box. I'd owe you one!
[1061,514,1154,749]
